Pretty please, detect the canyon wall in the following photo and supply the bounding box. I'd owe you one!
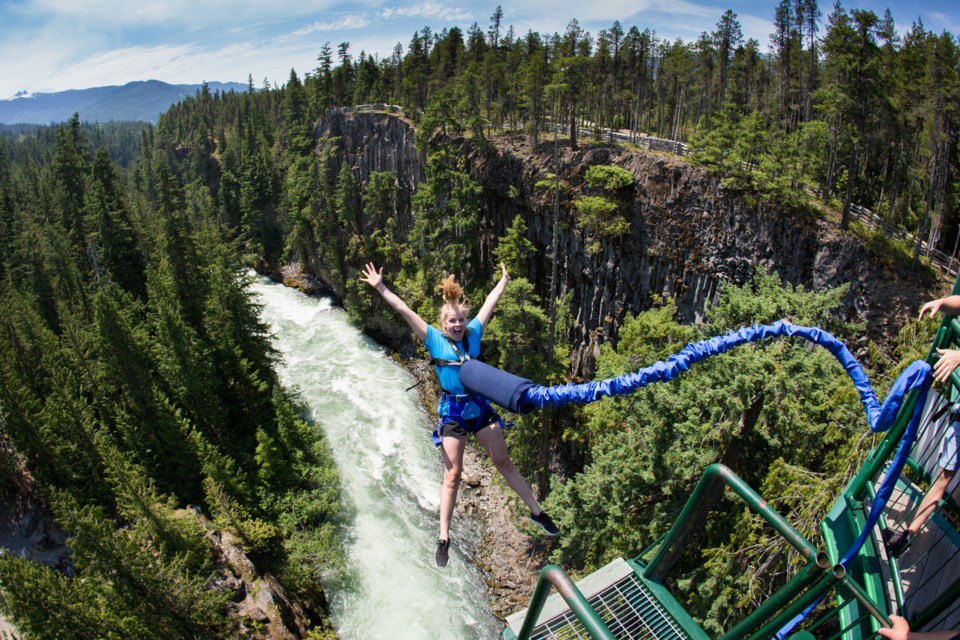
[313,111,944,375]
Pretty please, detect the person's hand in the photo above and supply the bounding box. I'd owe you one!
[360,263,383,289]
[933,348,960,384]
[878,615,911,640]
[920,298,946,321]
[500,262,510,283]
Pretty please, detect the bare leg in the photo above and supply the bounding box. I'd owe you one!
[475,423,542,514]
[439,435,466,541]
[907,468,956,535]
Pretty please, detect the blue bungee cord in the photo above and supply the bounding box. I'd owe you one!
[460,320,933,638]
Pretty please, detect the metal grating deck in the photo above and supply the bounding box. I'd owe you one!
[527,570,689,640]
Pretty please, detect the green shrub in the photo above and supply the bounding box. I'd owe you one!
[584,164,635,191]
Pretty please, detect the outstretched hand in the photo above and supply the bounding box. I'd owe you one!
[360,263,383,289]
[934,348,960,385]
[920,298,945,321]
[500,262,510,283]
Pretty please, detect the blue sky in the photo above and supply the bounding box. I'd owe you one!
[2,0,958,99]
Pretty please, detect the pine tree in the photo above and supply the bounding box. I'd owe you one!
[410,150,482,284]
[0,553,107,640]
[361,171,400,266]
[146,254,227,443]
[54,490,228,639]
[51,113,89,253]
[282,68,313,156]
[93,286,199,498]
[85,147,147,298]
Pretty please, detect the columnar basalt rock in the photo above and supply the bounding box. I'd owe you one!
[315,109,425,229]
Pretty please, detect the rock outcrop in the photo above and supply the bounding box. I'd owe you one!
[198,510,333,639]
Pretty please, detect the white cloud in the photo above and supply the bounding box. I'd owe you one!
[293,15,371,36]
[2,36,324,96]
[17,0,208,27]
[736,14,775,47]
[46,44,207,91]
[0,27,103,96]
[925,10,960,35]
[379,2,473,22]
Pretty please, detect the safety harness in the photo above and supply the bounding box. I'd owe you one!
[426,330,511,445]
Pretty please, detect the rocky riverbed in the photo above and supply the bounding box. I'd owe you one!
[455,439,555,621]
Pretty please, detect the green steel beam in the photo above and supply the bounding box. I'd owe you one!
[835,564,892,630]
[514,564,617,640]
[744,567,841,640]
[644,464,819,582]
[718,552,831,640]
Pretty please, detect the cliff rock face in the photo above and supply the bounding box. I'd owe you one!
[312,113,943,374]
[315,109,424,225]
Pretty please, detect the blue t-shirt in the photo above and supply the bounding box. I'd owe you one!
[424,317,482,395]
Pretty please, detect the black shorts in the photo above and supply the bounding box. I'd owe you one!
[439,404,500,439]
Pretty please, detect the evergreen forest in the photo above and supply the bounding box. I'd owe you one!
[0,0,956,637]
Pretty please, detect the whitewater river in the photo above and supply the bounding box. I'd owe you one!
[251,276,501,639]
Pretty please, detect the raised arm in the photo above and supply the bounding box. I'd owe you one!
[361,263,428,342]
[475,263,510,329]
[920,295,960,320]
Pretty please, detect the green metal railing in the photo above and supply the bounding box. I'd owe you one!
[641,463,833,640]
[513,565,618,640]
[643,463,822,582]
[507,464,841,640]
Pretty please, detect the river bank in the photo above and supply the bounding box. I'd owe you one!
[459,442,555,621]
[403,361,554,624]
[277,263,555,625]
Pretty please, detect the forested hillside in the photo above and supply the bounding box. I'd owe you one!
[0,1,957,637]
[0,115,342,638]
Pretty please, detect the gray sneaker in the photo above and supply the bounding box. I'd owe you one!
[530,511,560,536]
[435,539,450,567]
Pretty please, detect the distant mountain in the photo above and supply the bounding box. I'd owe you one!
[0,80,248,125]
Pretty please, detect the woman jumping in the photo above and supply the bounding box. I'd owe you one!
[361,262,559,567]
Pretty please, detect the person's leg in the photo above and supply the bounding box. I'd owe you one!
[887,420,960,556]
[907,468,957,536]
[910,419,960,535]
[474,423,541,513]
[439,434,466,542]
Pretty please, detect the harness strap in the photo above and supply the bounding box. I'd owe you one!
[430,334,473,370]
[432,332,480,396]
[430,358,463,367]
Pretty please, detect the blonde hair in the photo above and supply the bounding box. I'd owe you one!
[438,274,470,330]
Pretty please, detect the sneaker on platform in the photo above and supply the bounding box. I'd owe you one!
[882,528,911,557]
